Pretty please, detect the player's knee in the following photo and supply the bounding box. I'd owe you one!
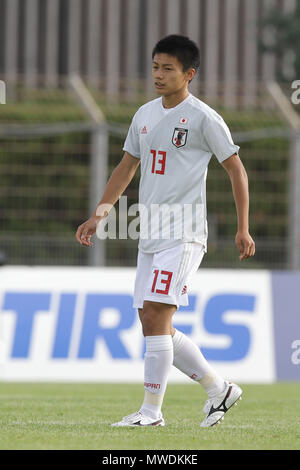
[141,302,163,336]
[141,312,159,336]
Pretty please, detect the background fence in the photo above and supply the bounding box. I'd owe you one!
[0,0,300,270]
[0,79,299,270]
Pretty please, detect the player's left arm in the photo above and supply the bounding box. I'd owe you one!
[221,153,255,260]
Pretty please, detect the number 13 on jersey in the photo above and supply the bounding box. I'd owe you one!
[150,149,166,175]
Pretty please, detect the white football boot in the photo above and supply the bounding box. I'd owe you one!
[200,381,242,427]
[111,411,165,427]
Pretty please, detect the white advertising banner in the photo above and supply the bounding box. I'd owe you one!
[0,266,275,383]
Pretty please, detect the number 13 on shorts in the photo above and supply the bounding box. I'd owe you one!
[151,269,173,295]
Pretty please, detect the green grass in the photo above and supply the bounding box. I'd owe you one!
[0,382,299,450]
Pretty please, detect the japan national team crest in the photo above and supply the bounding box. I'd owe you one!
[172,127,188,148]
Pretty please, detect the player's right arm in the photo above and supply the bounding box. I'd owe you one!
[75,152,140,247]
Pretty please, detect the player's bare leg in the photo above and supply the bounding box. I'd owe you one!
[138,301,176,336]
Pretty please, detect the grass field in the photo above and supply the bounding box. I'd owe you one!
[0,382,299,450]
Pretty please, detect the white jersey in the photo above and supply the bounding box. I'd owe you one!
[123,93,239,253]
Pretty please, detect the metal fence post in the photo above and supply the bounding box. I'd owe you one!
[89,126,108,266]
[289,132,300,270]
[266,81,300,270]
[68,75,108,266]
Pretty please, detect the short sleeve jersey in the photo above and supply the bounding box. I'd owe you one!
[123,93,240,253]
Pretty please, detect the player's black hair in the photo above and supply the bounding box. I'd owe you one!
[152,34,200,74]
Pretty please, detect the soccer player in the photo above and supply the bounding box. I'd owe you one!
[76,35,255,427]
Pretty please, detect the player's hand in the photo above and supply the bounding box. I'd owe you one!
[235,231,255,260]
[75,215,101,247]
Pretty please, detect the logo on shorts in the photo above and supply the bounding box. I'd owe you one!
[172,128,188,148]
[181,285,187,295]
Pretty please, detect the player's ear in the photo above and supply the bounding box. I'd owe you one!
[186,68,196,83]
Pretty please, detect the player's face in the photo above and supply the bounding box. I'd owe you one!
[152,53,194,97]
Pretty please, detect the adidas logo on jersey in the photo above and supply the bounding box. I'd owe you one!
[141,126,147,134]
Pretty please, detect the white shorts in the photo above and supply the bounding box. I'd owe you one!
[133,242,205,309]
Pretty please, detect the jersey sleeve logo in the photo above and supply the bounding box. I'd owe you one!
[172,127,188,148]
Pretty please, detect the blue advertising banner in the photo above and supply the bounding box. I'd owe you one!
[272,272,300,381]
[0,267,275,383]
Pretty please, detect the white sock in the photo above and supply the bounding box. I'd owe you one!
[172,329,225,398]
[140,335,173,419]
